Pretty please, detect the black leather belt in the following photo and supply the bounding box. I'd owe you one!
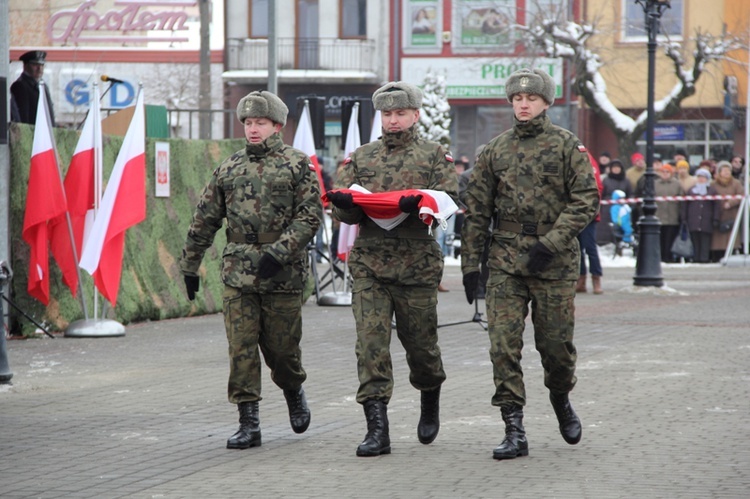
[495,220,553,236]
[226,231,282,244]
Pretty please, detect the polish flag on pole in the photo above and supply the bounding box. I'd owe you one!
[337,103,362,261]
[293,100,326,195]
[49,84,103,297]
[79,88,146,306]
[22,82,68,305]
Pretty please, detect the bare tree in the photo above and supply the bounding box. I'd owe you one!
[519,16,744,161]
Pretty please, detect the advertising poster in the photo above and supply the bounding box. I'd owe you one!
[155,141,170,197]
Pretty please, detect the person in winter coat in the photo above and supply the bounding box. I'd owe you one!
[653,164,683,262]
[461,68,598,461]
[576,153,604,293]
[610,189,633,245]
[181,91,322,449]
[680,169,717,263]
[597,159,632,245]
[710,161,744,262]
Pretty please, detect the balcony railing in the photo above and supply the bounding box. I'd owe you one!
[227,37,376,72]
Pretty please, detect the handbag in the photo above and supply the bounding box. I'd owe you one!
[671,223,694,258]
[718,220,734,233]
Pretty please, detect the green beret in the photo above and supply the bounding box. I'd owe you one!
[372,81,423,111]
[236,91,288,126]
[505,68,556,105]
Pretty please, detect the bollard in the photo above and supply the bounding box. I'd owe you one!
[0,260,14,383]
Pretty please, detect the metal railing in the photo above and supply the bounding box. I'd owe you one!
[227,37,377,72]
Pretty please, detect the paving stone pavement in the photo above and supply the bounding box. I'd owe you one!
[1,263,749,499]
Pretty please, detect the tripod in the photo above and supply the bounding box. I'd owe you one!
[438,294,487,330]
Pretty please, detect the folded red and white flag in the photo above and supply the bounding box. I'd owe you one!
[323,184,458,232]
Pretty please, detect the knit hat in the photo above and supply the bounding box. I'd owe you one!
[236,91,288,126]
[631,152,645,163]
[675,159,690,170]
[660,164,674,174]
[372,81,423,111]
[716,160,732,172]
[505,68,556,105]
[695,169,712,180]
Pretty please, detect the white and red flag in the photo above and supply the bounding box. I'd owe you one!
[22,82,68,305]
[79,88,146,306]
[293,100,326,196]
[49,84,103,297]
[370,110,382,142]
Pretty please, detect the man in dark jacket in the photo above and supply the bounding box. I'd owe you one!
[10,51,55,126]
[461,68,599,460]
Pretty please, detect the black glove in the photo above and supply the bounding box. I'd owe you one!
[463,271,480,304]
[398,194,423,213]
[257,253,283,279]
[184,275,199,301]
[526,242,555,274]
[327,191,355,210]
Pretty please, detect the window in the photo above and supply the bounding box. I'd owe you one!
[341,0,367,38]
[250,0,268,38]
[622,0,683,41]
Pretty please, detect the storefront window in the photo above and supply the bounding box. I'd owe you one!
[622,0,683,42]
[250,0,268,38]
[638,120,734,164]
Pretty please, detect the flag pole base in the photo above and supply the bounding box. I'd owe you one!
[64,319,125,338]
[723,254,750,267]
[317,291,352,306]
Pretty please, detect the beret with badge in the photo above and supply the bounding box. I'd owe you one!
[236,90,289,126]
[372,81,423,111]
[505,68,556,105]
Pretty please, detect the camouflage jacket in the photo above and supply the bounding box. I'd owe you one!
[461,113,598,281]
[180,133,322,293]
[332,126,458,286]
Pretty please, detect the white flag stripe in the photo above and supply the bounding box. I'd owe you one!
[369,110,381,143]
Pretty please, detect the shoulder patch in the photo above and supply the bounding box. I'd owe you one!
[577,144,588,153]
[344,156,352,165]
[445,153,454,162]
[308,163,316,171]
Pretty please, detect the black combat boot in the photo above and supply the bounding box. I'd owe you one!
[356,400,391,457]
[492,404,529,460]
[549,392,582,445]
[226,401,261,449]
[417,386,440,444]
[283,386,311,434]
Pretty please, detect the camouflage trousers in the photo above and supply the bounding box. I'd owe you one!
[222,285,306,404]
[352,277,446,404]
[486,272,578,407]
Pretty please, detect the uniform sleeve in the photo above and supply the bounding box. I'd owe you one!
[540,142,599,254]
[331,155,365,225]
[180,168,226,276]
[461,147,495,274]
[266,155,323,264]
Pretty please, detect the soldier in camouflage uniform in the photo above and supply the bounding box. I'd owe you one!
[180,91,322,450]
[328,81,458,457]
[460,68,598,460]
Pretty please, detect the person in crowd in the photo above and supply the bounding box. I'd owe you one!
[328,81,458,457]
[10,50,55,126]
[681,169,716,263]
[626,152,646,191]
[730,155,745,182]
[598,151,611,176]
[460,68,598,460]
[180,91,322,449]
[675,159,696,193]
[597,159,632,245]
[652,164,683,263]
[673,149,688,165]
[610,189,634,250]
[577,153,604,294]
[710,161,744,262]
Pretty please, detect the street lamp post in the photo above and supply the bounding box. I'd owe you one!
[633,0,670,287]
